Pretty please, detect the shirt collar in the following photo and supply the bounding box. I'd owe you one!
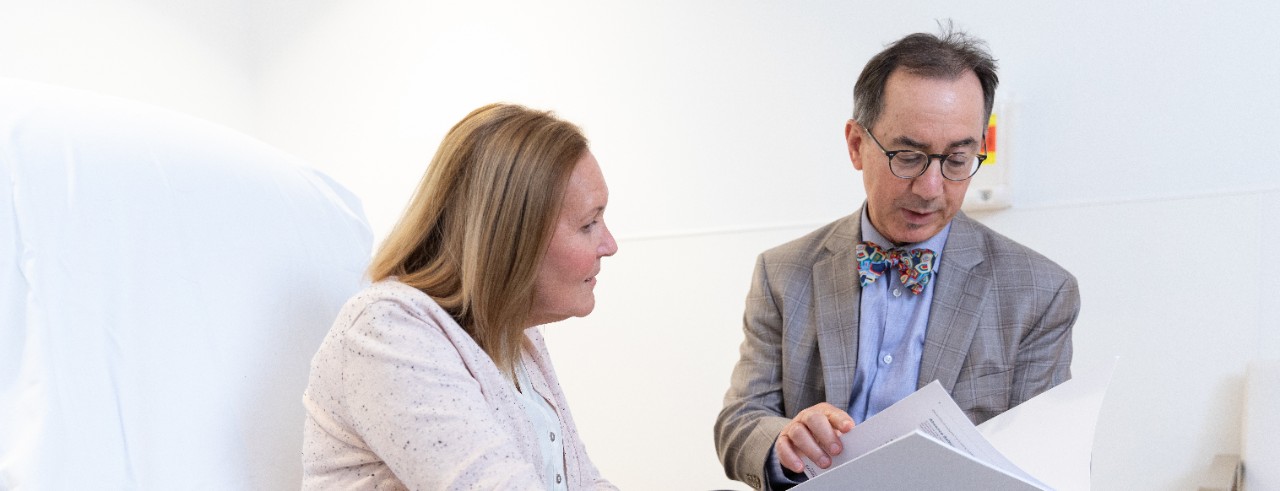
[859,206,952,257]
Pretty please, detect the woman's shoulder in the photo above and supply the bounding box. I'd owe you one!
[328,279,463,339]
[345,279,444,317]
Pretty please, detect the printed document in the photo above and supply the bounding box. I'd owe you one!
[796,359,1115,491]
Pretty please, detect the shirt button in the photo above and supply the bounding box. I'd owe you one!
[556,474,563,484]
[549,432,556,442]
[892,288,902,297]
[882,354,893,364]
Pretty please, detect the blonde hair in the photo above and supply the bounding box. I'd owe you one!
[369,103,587,377]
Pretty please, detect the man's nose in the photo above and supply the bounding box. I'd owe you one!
[910,159,947,198]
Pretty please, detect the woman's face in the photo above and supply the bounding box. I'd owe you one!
[528,151,618,327]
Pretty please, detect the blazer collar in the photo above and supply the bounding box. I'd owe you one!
[917,211,991,391]
[813,206,992,396]
[814,211,862,410]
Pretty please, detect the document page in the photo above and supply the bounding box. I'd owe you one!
[795,430,1045,491]
[977,358,1117,491]
[801,381,1048,489]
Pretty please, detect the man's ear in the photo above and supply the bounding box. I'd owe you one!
[845,119,866,171]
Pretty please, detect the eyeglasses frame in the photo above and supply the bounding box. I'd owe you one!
[862,127,988,182]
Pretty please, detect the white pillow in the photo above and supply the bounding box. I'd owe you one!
[0,78,372,490]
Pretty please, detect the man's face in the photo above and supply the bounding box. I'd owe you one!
[846,70,986,245]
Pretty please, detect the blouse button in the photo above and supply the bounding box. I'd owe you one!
[550,432,556,442]
[556,474,563,484]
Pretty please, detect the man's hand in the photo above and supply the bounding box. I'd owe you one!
[775,403,856,473]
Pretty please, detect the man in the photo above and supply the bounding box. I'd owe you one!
[714,27,1079,490]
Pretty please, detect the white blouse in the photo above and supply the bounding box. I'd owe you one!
[516,360,568,490]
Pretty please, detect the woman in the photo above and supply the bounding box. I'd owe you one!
[302,103,619,490]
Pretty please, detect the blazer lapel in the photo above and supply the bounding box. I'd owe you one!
[814,213,862,410]
[918,212,990,392]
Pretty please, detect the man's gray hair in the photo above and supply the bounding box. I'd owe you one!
[853,22,999,130]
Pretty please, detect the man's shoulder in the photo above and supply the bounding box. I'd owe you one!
[951,213,1075,280]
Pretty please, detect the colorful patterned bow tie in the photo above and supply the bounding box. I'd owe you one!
[855,241,936,295]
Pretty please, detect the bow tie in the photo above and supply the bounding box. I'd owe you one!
[855,241,936,295]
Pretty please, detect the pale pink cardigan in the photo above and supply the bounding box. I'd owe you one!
[301,280,617,490]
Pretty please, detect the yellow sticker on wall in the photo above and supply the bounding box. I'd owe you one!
[984,113,997,166]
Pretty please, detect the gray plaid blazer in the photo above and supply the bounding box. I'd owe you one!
[714,208,1080,490]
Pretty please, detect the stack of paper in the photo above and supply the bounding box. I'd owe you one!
[796,360,1114,490]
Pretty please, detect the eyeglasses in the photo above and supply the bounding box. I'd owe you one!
[863,127,987,181]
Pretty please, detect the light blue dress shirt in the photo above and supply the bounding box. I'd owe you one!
[767,209,950,486]
[849,208,950,423]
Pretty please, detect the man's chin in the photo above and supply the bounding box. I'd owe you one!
[885,223,941,245]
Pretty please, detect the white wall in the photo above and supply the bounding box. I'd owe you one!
[0,0,256,134]
[4,1,1277,490]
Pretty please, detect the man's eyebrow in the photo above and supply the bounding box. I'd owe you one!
[891,135,979,151]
